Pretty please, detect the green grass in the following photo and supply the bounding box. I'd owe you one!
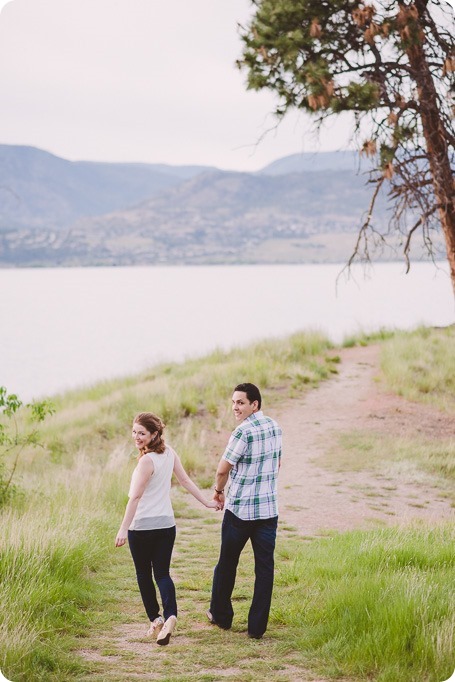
[279,524,455,682]
[33,330,334,480]
[342,328,397,348]
[0,480,112,681]
[18,500,451,682]
[380,326,455,412]
[331,325,455,501]
[1,327,454,681]
[324,431,455,500]
[1,331,335,681]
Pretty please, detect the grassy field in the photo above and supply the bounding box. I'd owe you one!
[35,330,336,481]
[380,325,455,413]
[0,327,454,681]
[329,326,455,506]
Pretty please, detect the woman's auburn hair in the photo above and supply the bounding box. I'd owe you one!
[133,412,166,455]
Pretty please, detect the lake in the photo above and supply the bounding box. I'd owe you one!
[1,263,454,401]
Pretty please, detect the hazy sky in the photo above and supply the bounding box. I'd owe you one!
[0,1,453,171]
[0,0,360,171]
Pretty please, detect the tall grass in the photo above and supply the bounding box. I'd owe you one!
[273,524,455,682]
[342,328,397,348]
[325,431,455,501]
[41,503,453,682]
[2,328,454,681]
[33,330,335,477]
[0,464,114,681]
[1,331,334,681]
[380,326,455,412]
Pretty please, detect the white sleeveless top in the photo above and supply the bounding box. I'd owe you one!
[128,445,176,531]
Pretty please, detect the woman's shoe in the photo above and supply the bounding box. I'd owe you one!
[146,616,164,638]
[156,615,177,645]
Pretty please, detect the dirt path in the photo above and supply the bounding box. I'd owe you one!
[276,344,454,535]
[75,344,453,681]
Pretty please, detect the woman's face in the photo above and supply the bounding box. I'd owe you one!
[132,422,155,450]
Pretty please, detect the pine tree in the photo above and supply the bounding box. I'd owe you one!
[238,0,455,292]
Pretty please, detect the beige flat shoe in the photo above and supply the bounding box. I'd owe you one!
[156,615,177,645]
[146,616,164,638]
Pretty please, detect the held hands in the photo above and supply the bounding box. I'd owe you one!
[207,498,223,510]
[212,491,225,511]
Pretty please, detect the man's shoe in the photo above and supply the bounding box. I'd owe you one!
[156,615,177,645]
[206,610,231,630]
[146,616,164,638]
[248,632,263,639]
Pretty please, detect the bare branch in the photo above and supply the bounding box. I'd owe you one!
[341,176,386,275]
[403,205,440,272]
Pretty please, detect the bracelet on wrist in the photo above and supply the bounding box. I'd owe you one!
[214,486,224,494]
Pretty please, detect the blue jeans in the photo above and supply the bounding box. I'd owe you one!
[128,526,177,621]
[210,509,278,637]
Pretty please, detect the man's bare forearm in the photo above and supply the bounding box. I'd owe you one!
[215,470,229,494]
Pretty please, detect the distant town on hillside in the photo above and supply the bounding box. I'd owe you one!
[0,144,445,267]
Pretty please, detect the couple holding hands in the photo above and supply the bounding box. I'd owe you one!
[115,383,282,646]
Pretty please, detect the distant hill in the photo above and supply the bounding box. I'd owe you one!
[0,144,442,266]
[259,150,360,175]
[0,144,213,230]
[56,167,385,265]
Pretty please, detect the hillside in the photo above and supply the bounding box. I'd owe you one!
[0,144,212,230]
[61,168,387,266]
[2,328,453,682]
[0,145,443,266]
[259,149,359,175]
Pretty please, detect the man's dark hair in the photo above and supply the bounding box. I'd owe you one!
[234,383,262,410]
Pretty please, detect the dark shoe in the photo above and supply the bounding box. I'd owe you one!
[248,632,263,639]
[206,610,231,630]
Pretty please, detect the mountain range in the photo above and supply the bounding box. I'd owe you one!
[0,144,438,267]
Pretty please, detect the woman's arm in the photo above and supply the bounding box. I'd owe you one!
[173,453,219,509]
[115,456,154,547]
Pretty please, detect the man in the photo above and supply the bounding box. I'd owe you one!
[208,382,282,639]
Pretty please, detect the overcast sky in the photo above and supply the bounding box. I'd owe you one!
[0,0,359,171]
[0,0,453,172]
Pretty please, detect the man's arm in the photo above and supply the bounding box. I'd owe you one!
[213,458,232,508]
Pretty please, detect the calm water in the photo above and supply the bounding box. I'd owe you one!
[1,263,454,400]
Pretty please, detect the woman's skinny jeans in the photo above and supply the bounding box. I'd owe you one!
[128,526,177,622]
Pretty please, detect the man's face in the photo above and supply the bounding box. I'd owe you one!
[232,391,258,422]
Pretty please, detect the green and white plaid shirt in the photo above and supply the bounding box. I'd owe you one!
[223,410,282,521]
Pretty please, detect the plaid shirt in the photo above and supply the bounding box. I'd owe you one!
[223,410,282,521]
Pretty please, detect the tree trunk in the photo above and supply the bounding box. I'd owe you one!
[406,23,455,296]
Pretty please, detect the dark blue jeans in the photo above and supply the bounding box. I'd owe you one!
[128,526,177,622]
[210,509,278,637]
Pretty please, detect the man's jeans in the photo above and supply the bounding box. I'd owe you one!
[210,509,278,637]
[128,526,177,622]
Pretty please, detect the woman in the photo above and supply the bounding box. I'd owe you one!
[115,412,219,645]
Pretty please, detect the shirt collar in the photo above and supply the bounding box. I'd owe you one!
[246,410,263,422]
